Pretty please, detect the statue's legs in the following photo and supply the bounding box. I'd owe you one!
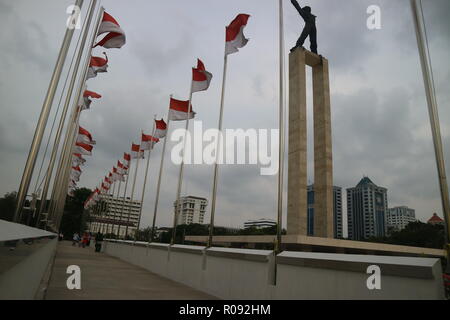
[295,27,310,49]
[309,26,317,54]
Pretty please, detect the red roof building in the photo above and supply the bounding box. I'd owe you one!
[427,213,444,225]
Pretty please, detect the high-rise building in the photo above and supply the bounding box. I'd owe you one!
[347,177,388,240]
[88,194,142,238]
[243,218,277,229]
[306,185,343,238]
[174,196,208,225]
[386,206,416,233]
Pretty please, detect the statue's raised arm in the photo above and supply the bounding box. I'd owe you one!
[290,0,318,54]
[291,0,307,21]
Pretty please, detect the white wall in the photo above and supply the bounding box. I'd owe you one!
[103,240,445,300]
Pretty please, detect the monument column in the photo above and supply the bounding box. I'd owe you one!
[287,48,333,238]
[287,49,308,235]
[313,57,333,238]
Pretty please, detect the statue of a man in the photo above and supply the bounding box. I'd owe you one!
[290,0,318,54]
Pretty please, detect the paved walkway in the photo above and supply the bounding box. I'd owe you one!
[45,241,216,300]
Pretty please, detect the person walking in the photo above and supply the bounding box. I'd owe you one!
[72,233,80,246]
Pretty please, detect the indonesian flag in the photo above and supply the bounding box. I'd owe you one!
[77,126,96,145]
[131,143,144,159]
[168,98,195,121]
[79,90,102,111]
[113,167,125,182]
[71,166,82,177]
[74,142,93,156]
[104,176,112,188]
[141,133,159,151]
[94,12,126,49]
[101,182,109,192]
[154,119,167,138]
[117,160,128,175]
[71,166,81,182]
[72,153,86,166]
[68,179,77,188]
[124,153,131,167]
[93,188,100,201]
[87,52,108,79]
[192,59,213,93]
[225,14,250,55]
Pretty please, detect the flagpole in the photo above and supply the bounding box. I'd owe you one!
[14,0,85,223]
[112,180,122,237]
[125,147,142,238]
[53,6,105,231]
[118,166,130,239]
[410,0,450,269]
[207,40,228,248]
[171,81,194,245]
[135,118,157,240]
[36,0,97,227]
[275,0,286,254]
[150,97,172,243]
[52,7,104,229]
[107,180,116,234]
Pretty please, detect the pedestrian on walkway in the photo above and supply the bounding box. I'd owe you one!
[72,233,80,246]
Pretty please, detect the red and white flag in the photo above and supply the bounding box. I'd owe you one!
[117,160,128,175]
[68,179,77,188]
[112,167,125,182]
[77,126,96,145]
[94,11,126,49]
[192,59,213,93]
[74,142,93,156]
[124,153,131,167]
[93,189,100,202]
[87,52,108,79]
[79,90,102,111]
[72,153,86,166]
[101,182,109,192]
[104,176,112,188]
[131,143,144,159]
[141,133,159,151]
[168,98,195,121]
[71,166,82,182]
[154,119,167,138]
[225,14,250,55]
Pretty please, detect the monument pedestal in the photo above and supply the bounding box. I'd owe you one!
[287,48,333,238]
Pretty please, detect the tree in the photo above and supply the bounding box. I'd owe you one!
[59,188,92,239]
[367,221,445,249]
[0,191,17,222]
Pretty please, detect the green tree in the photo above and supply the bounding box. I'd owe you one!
[0,191,17,222]
[59,188,92,238]
[367,221,445,249]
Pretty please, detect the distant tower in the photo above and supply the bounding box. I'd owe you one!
[287,48,333,238]
[387,206,416,233]
[347,177,388,240]
[307,185,343,238]
[173,196,208,225]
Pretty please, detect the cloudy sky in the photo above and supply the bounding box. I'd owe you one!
[0,0,449,235]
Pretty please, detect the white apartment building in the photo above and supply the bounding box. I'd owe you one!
[88,194,142,238]
[386,206,416,232]
[174,196,208,225]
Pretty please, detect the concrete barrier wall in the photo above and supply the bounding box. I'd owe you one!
[103,240,445,300]
[0,237,58,300]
